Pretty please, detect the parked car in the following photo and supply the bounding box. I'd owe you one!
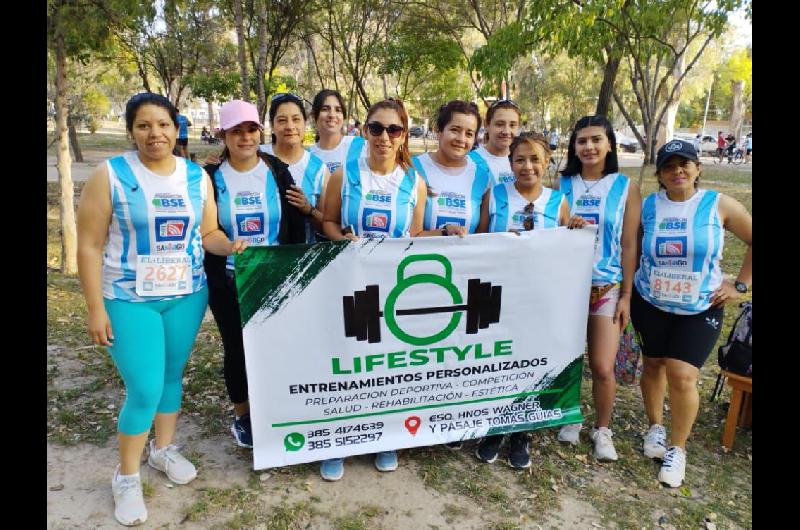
[616,132,639,153]
[409,126,425,138]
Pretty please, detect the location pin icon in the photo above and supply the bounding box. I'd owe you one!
[404,416,421,436]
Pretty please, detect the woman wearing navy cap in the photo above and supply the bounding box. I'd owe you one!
[631,138,751,488]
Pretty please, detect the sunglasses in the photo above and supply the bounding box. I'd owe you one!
[489,99,520,110]
[366,122,405,138]
[523,202,534,231]
[270,92,303,105]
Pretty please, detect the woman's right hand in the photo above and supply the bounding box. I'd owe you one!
[204,152,222,165]
[567,215,587,229]
[87,307,114,347]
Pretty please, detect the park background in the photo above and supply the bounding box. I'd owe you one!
[47,1,752,528]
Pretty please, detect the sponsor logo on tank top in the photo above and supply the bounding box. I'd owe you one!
[151,193,187,211]
[326,161,341,174]
[156,217,188,241]
[437,192,467,211]
[655,235,688,266]
[235,212,266,243]
[234,191,263,209]
[499,172,515,184]
[363,208,391,231]
[658,217,688,231]
[365,190,392,204]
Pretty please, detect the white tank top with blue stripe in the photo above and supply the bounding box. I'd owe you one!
[634,190,724,315]
[469,146,515,186]
[213,159,281,270]
[411,153,491,233]
[309,135,366,175]
[560,173,630,285]
[260,145,328,243]
[103,152,207,302]
[341,153,418,238]
[489,183,564,232]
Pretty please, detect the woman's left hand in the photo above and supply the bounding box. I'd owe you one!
[443,224,467,237]
[613,295,630,331]
[230,239,249,255]
[287,185,313,215]
[710,280,741,307]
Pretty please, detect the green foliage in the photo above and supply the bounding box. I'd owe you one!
[186,72,241,104]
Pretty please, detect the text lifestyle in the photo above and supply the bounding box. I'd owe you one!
[331,339,514,375]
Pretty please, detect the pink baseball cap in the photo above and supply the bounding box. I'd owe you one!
[218,100,262,131]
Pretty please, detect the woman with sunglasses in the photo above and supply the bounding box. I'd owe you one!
[308,89,366,177]
[321,98,427,481]
[260,93,328,243]
[411,100,491,238]
[77,93,247,526]
[202,100,307,451]
[468,100,521,186]
[556,115,641,462]
[471,133,570,469]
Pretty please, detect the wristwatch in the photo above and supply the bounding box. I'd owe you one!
[734,281,748,293]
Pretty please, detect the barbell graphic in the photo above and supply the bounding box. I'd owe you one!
[342,254,502,346]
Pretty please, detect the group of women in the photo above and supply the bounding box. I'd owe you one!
[77,88,751,527]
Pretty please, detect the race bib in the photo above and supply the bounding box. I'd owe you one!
[136,254,192,297]
[648,268,700,304]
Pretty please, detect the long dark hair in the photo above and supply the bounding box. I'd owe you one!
[311,89,347,143]
[560,115,619,177]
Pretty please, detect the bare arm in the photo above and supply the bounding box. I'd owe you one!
[322,167,355,241]
[476,190,490,233]
[711,194,752,306]
[77,164,114,346]
[558,197,570,226]
[615,181,642,328]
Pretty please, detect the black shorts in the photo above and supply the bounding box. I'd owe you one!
[176,138,188,146]
[630,288,724,369]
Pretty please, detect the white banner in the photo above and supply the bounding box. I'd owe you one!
[236,228,596,469]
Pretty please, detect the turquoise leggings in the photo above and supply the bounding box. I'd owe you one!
[104,287,209,435]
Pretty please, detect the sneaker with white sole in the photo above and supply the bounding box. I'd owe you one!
[320,458,344,481]
[475,434,504,464]
[589,427,618,461]
[643,424,667,459]
[111,465,147,526]
[374,451,398,472]
[147,440,197,485]
[658,446,686,488]
[231,413,253,448]
[507,432,531,469]
[557,423,582,445]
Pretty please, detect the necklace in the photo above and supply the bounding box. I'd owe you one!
[579,174,606,195]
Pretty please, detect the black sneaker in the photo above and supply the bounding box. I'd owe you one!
[231,413,253,448]
[475,435,504,463]
[445,441,463,450]
[507,432,531,469]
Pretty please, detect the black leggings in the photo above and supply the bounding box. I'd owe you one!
[208,270,248,405]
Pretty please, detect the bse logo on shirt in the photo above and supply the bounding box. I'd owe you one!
[576,197,601,208]
[658,217,688,231]
[365,191,392,204]
[362,208,391,232]
[437,192,467,210]
[655,236,687,258]
[236,212,265,237]
[234,192,263,208]
[152,194,187,211]
[155,216,189,242]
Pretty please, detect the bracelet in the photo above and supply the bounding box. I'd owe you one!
[201,227,221,238]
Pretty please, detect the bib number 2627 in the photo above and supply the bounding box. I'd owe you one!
[136,255,192,296]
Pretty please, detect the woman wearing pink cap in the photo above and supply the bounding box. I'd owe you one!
[203,99,308,450]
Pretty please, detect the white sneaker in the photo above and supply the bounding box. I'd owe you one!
[147,439,197,485]
[658,446,686,488]
[557,423,582,445]
[643,424,667,459]
[589,427,618,461]
[111,465,147,526]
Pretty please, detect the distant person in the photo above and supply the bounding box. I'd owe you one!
[469,100,521,186]
[716,131,725,163]
[176,109,192,159]
[692,134,701,156]
[200,126,210,143]
[348,120,361,136]
[548,129,559,151]
[745,133,752,163]
[308,89,366,176]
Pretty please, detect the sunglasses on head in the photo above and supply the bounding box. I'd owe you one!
[270,92,303,105]
[523,202,534,231]
[366,122,405,138]
[489,99,520,110]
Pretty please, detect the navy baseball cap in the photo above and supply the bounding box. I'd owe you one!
[656,139,698,170]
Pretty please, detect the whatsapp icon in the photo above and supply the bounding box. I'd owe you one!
[283,432,305,452]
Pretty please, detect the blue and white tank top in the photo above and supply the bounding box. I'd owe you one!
[634,190,724,315]
[489,183,564,232]
[411,153,491,233]
[341,152,418,238]
[309,135,366,175]
[212,159,281,270]
[469,145,515,186]
[561,173,630,285]
[259,145,327,243]
[103,152,207,301]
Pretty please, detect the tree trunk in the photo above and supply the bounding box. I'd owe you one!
[55,24,78,275]
[730,79,745,142]
[255,1,268,123]
[67,116,83,163]
[232,0,249,101]
[596,49,622,117]
[207,99,215,130]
